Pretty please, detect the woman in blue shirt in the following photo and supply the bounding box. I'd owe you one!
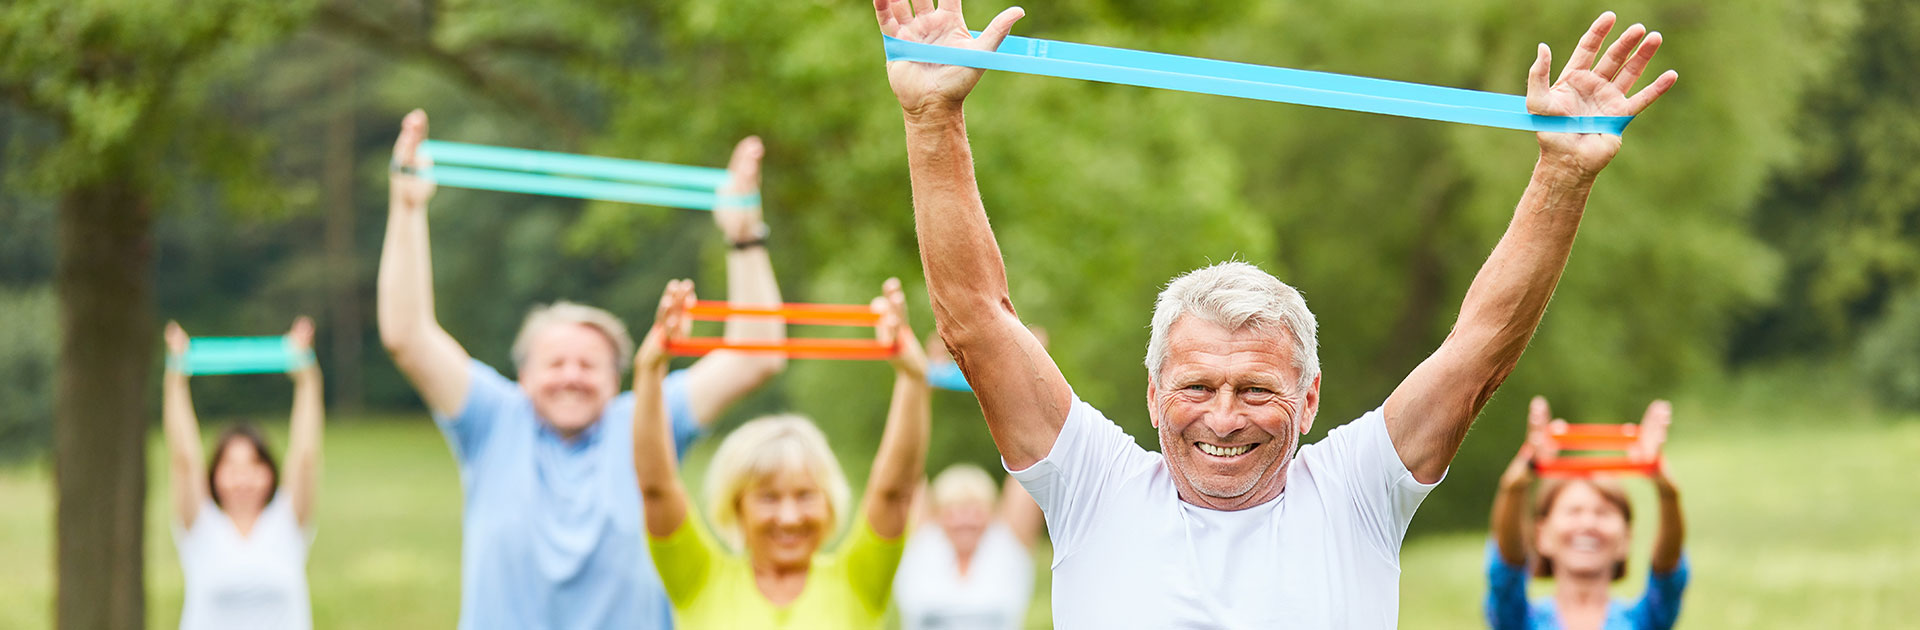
[1486,397,1689,630]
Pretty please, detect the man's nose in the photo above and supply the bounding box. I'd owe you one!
[1199,389,1251,436]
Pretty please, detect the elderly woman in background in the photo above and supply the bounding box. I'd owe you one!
[1486,397,1690,630]
[163,318,323,630]
[894,463,1041,630]
[634,278,929,629]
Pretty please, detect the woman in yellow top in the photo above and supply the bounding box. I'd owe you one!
[633,278,930,630]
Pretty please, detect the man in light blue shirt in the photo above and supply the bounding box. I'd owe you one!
[379,110,788,628]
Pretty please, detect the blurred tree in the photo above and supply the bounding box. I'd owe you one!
[1735,0,1920,371]
[0,0,312,625]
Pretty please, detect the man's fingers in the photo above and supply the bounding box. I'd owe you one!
[1626,69,1677,115]
[394,109,428,162]
[1612,31,1662,93]
[890,0,913,32]
[874,0,899,34]
[1591,23,1645,81]
[1528,396,1551,426]
[973,6,1026,52]
[1557,12,1615,83]
[936,0,961,18]
[910,0,933,19]
[1526,43,1551,110]
[726,136,764,192]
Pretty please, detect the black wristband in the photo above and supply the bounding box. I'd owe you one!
[729,237,768,250]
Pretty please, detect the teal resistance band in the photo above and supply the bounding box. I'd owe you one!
[882,35,1633,135]
[418,140,759,211]
[172,337,315,376]
[927,362,973,392]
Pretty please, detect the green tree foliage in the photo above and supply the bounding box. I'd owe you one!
[0,0,1900,539]
[1736,0,1920,382]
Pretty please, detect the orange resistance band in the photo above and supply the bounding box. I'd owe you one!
[667,301,897,360]
[1532,422,1663,478]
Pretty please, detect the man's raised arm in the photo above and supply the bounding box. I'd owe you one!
[377,109,474,416]
[1385,13,1677,483]
[875,0,1067,470]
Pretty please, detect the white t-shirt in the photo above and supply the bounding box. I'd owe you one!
[894,522,1035,630]
[172,493,314,630]
[1010,396,1440,629]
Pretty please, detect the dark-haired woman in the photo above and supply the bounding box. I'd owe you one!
[1486,397,1688,630]
[163,318,324,630]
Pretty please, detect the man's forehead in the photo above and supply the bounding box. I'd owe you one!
[1166,317,1294,356]
[527,322,620,359]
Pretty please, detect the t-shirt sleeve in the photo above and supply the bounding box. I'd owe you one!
[1483,539,1532,630]
[1629,551,1690,630]
[1006,395,1150,564]
[1309,407,1442,556]
[431,359,525,466]
[842,513,909,616]
[647,517,718,609]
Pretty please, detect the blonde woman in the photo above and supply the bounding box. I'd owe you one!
[633,278,929,629]
[163,318,323,630]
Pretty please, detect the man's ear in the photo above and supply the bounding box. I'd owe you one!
[1296,373,1322,436]
[1146,376,1161,429]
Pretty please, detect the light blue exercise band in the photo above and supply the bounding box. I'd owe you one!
[927,362,973,392]
[882,35,1632,135]
[418,141,759,210]
[428,165,757,211]
[174,337,315,376]
[423,140,730,189]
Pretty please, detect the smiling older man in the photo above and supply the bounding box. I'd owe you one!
[377,110,789,629]
[873,2,1676,627]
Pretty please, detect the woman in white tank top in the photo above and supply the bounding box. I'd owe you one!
[162,318,324,630]
[894,464,1043,630]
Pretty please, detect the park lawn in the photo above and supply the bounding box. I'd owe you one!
[1,412,1915,628]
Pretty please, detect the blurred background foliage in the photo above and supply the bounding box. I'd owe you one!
[1,0,1914,540]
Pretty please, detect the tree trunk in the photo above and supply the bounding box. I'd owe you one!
[324,56,363,412]
[54,172,153,630]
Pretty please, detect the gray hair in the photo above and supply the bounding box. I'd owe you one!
[510,301,635,373]
[1145,261,1319,391]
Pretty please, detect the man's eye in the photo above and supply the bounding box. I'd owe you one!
[1184,384,1209,392]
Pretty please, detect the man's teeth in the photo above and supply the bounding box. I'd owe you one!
[1571,535,1602,551]
[1198,443,1252,457]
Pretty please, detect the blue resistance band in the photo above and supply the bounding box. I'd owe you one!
[172,337,316,376]
[418,140,758,210]
[882,35,1632,135]
[927,362,973,392]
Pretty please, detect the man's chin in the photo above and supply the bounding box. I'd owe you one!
[539,410,602,435]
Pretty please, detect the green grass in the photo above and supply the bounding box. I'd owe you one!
[2,411,1916,628]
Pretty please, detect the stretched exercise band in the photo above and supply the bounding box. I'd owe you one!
[927,362,973,392]
[882,35,1633,135]
[417,140,757,210]
[667,301,899,360]
[171,337,315,376]
[1532,421,1662,478]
